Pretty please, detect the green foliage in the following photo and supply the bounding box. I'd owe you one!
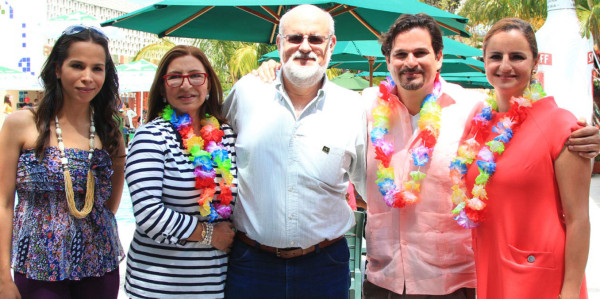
[421,0,462,13]
[133,38,176,63]
[133,38,275,92]
[576,0,600,46]
[326,68,342,80]
[459,0,598,46]
[459,0,546,29]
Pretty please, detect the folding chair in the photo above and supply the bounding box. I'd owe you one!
[345,211,365,299]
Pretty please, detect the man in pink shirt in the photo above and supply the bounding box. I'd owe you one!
[362,14,480,298]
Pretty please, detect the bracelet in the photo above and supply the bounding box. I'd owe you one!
[200,223,214,246]
[200,222,207,241]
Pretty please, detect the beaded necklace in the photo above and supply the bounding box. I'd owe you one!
[371,75,442,208]
[449,83,545,228]
[55,112,96,219]
[161,105,234,221]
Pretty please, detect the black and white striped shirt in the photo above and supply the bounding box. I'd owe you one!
[124,118,237,298]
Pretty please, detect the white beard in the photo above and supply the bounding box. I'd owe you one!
[281,50,330,88]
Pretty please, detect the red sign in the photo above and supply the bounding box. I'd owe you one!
[588,51,594,64]
[539,53,552,65]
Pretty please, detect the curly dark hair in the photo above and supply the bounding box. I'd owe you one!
[380,13,444,59]
[146,45,226,124]
[35,28,122,159]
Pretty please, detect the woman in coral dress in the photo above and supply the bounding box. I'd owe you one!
[450,18,590,299]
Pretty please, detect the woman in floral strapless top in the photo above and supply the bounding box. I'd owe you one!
[0,25,125,299]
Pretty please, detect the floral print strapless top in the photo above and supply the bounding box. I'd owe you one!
[12,147,124,281]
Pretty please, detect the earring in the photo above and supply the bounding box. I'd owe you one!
[162,97,166,103]
[205,94,210,100]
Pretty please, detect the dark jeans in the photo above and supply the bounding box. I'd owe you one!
[225,237,350,299]
[14,267,119,299]
[363,279,475,299]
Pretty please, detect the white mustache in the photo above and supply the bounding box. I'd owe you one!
[290,51,318,60]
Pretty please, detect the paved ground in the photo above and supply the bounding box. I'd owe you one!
[116,175,600,298]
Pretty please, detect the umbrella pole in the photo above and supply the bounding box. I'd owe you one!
[368,57,374,87]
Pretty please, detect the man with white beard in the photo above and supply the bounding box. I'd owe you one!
[222,4,366,299]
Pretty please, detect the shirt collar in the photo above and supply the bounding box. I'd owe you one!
[274,69,329,109]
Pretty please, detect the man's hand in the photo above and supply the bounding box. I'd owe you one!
[211,222,236,253]
[251,59,281,83]
[567,118,600,159]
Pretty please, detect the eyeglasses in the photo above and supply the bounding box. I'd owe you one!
[62,25,109,41]
[281,34,331,45]
[163,72,208,88]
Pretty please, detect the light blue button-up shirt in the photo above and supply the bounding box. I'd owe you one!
[223,72,367,249]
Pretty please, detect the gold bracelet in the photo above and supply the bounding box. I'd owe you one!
[201,222,208,241]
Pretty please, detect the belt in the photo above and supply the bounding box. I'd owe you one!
[236,232,344,259]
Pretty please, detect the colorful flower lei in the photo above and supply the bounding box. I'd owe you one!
[161,105,235,221]
[371,75,442,208]
[449,83,545,228]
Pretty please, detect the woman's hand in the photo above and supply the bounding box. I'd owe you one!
[251,59,281,83]
[210,222,235,252]
[0,279,21,299]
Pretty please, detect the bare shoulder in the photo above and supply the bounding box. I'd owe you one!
[1,110,38,148]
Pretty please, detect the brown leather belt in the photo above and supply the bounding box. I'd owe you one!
[236,232,344,259]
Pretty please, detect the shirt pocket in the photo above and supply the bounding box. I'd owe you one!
[416,211,471,267]
[505,244,557,270]
[297,137,346,187]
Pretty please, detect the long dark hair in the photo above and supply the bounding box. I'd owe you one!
[35,28,122,158]
[146,45,226,124]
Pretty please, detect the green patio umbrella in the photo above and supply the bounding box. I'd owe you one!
[327,57,484,75]
[116,59,158,92]
[356,71,491,89]
[260,38,482,85]
[49,11,97,22]
[101,0,470,43]
[442,71,490,88]
[330,72,369,91]
[443,76,491,89]
[44,11,125,40]
[0,66,42,90]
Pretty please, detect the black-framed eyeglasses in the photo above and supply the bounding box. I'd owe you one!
[281,34,331,45]
[163,72,208,88]
[62,25,109,41]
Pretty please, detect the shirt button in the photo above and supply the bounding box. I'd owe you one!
[527,255,535,263]
[290,241,295,245]
[289,214,294,219]
[288,187,294,192]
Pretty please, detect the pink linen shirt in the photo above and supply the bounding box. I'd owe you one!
[363,80,484,295]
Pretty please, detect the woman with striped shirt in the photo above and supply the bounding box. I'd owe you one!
[124,45,237,298]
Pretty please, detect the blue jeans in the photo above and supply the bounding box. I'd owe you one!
[225,237,350,299]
